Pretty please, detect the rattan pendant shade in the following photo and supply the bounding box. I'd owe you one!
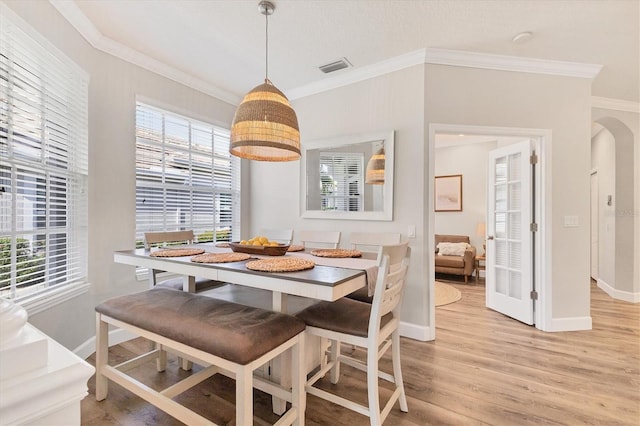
[229,0,300,162]
[365,147,385,184]
[230,79,300,161]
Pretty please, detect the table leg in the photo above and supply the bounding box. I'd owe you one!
[271,291,289,415]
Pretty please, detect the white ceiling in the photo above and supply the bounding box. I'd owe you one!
[55,0,638,105]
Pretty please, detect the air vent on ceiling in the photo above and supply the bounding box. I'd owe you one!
[318,57,352,74]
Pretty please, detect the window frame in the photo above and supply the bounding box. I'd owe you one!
[0,3,90,314]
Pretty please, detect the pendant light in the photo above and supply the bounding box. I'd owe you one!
[365,147,385,184]
[229,1,300,162]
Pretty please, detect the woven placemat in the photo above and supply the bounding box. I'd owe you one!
[310,249,362,258]
[245,258,315,273]
[191,252,251,263]
[150,248,205,257]
[287,244,304,252]
[215,242,230,248]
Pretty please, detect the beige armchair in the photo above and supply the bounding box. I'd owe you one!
[434,234,476,283]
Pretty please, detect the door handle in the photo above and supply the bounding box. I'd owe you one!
[487,235,494,240]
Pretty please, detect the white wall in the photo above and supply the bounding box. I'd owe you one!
[592,107,640,298]
[249,66,429,335]
[426,64,593,324]
[591,128,616,286]
[434,141,496,253]
[6,1,237,350]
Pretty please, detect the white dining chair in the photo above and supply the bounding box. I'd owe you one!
[260,228,293,244]
[349,231,402,252]
[296,241,410,425]
[143,230,223,292]
[296,230,341,249]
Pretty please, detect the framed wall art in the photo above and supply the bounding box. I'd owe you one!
[434,174,462,212]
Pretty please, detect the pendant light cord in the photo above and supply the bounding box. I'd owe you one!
[265,9,269,81]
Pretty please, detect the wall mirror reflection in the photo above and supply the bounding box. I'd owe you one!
[301,130,394,221]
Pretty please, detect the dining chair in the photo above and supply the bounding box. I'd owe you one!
[143,230,223,292]
[346,232,402,304]
[349,231,402,252]
[296,241,410,425]
[260,228,293,244]
[296,230,341,249]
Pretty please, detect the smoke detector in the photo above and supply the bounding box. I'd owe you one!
[318,57,352,74]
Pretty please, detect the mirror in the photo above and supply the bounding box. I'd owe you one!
[301,130,394,221]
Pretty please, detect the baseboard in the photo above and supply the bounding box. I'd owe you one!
[399,321,433,341]
[73,328,138,360]
[545,316,592,332]
[597,279,640,303]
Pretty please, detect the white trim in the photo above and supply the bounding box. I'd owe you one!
[597,279,640,303]
[74,327,138,360]
[545,316,592,332]
[287,49,427,100]
[424,48,602,79]
[49,0,239,106]
[591,96,640,113]
[429,124,553,332]
[46,0,609,104]
[398,321,431,342]
[18,283,91,317]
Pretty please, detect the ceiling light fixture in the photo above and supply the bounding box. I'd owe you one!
[229,1,300,162]
[365,147,385,185]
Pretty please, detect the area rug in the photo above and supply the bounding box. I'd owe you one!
[435,281,462,306]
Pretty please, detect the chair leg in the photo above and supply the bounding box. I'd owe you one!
[95,313,109,401]
[392,330,408,412]
[367,343,381,426]
[292,333,305,426]
[329,339,341,384]
[156,343,167,372]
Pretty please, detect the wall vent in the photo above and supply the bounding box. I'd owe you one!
[318,57,352,74]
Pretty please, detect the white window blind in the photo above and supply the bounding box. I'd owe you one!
[135,103,240,247]
[319,152,363,212]
[0,5,89,302]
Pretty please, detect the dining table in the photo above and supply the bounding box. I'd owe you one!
[113,243,379,414]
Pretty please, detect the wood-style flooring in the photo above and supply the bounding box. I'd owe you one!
[81,281,640,425]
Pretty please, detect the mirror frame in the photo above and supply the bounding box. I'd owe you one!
[300,130,394,221]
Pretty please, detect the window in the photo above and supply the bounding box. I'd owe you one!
[0,5,89,306]
[319,152,363,212]
[135,103,240,247]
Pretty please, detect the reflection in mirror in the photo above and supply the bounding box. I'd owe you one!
[301,130,394,221]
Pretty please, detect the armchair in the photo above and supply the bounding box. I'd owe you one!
[434,234,476,284]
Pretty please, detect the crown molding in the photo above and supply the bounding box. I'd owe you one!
[424,47,603,79]
[591,96,640,113]
[49,0,240,106]
[287,49,427,100]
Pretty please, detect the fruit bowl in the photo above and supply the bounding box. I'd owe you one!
[228,242,290,256]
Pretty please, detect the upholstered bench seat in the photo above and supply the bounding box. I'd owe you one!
[96,288,305,365]
[95,288,306,426]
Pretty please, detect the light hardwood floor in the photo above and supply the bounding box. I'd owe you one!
[81,281,640,425]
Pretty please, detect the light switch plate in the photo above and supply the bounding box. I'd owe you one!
[408,225,416,238]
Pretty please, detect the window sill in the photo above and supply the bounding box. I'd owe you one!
[17,282,91,316]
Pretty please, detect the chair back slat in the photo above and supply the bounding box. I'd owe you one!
[349,232,401,251]
[143,230,195,249]
[369,241,410,336]
[261,229,293,244]
[296,230,341,249]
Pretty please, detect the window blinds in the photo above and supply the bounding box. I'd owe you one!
[0,6,89,300]
[135,103,241,246]
[319,152,363,212]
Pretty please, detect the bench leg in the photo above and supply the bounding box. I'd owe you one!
[95,313,109,401]
[156,343,167,372]
[236,366,253,426]
[329,339,341,384]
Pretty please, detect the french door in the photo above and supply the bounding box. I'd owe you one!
[486,140,535,325]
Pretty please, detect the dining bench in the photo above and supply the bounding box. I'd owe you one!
[95,288,306,426]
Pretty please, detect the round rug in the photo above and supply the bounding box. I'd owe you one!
[435,281,462,306]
